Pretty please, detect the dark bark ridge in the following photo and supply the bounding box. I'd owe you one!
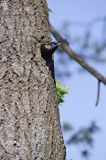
[0,0,66,159]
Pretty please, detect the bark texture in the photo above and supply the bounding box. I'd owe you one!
[0,0,66,159]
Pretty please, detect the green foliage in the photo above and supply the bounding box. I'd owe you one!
[67,121,100,146]
[56,81,69,105]
[63,121,100,159]
[48,7,53,13]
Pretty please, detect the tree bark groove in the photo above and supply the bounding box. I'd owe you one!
[0,0,66,159]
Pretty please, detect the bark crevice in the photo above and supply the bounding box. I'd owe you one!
[0,0,66,159]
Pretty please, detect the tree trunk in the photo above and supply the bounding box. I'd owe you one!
[0,0,66,159]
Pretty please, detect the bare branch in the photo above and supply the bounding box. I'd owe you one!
[95,80,101,106]
[65,16,106,28]
[50,24,106,85]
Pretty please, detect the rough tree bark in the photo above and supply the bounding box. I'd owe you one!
[0,0,66,159]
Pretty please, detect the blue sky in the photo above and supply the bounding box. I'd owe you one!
[48,0,106,160]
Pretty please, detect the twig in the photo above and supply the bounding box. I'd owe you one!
[68,16,106,28]
[50,24,106,85]
[95,80,101,106]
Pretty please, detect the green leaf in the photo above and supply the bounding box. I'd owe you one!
[56,81,69,105]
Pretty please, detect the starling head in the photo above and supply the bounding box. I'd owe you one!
[41,42,60,61]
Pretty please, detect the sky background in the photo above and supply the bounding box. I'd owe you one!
[48,0,106,160]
